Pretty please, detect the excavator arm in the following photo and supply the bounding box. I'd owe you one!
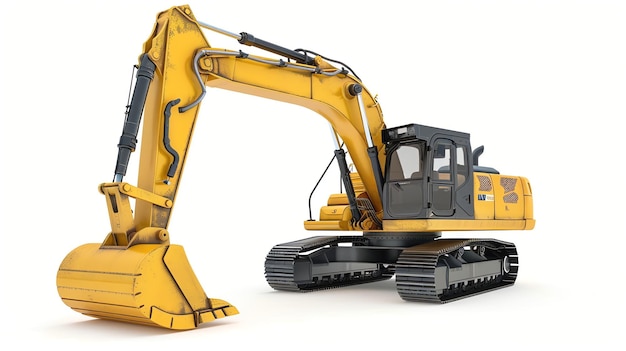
[57,5,387,330]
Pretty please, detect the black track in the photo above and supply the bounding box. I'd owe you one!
[396,239,518,302]
[264,236,395,292]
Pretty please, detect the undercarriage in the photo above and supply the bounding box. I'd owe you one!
[264,233,518,302]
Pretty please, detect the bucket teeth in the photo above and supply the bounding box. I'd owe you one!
[197,299,239,324]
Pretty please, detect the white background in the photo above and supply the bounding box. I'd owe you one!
[1,0,624,348]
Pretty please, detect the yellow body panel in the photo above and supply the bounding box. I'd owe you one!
[382,219,534,232]
[304,219,350,231]
[474,172,534,222]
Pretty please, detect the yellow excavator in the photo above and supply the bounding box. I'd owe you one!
[57,5,535,330]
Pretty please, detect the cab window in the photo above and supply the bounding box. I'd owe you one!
[387,143,424,181]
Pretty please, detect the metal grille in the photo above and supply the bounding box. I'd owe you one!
[477,175,492,191]
[503,192,519,203]
[500,177,517,192]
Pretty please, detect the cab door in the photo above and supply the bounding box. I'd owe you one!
[429,138,456,217]
[428,138,473,218]
[382,141,427,219]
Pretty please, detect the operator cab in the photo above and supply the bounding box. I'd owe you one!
[382,124,474,220]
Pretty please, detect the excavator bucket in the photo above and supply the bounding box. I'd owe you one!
[57,242,238,330]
